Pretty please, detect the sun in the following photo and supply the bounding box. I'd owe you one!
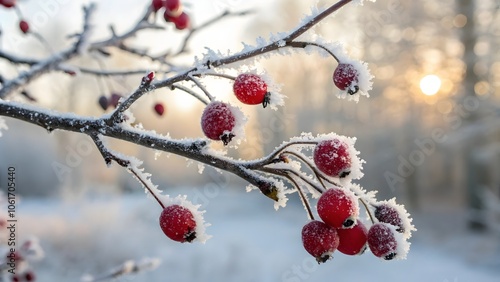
[419,75,442,96]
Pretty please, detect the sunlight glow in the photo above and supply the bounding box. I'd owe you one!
[420,75,442,96]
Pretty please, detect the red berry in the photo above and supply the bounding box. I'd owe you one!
[151,0,164,12]
[109,93,123,108]
[25,271,35,281]
[313,138,351,178]
[301,220,339,263]
[374,203,404,233]
[172,12,190,30]
[317,188,358,229]
[19,20,29,34]
[0,0,16,8]
[165,0,180,13]
[154,103,165,116]
[333,63,359,95]
[98,95,108,110]
[159,205,197,243]
[367,223,398,260]
[233,73,270,107]
[201,102,236,145]
[337,221,368,255]
[11,274,20,282]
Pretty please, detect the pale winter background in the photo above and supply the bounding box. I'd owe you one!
[0,0,499,281]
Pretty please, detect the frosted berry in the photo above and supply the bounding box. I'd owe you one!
[233,73,270,107]
[151,0,164,12]
[201,102,236,145]
[159,205,197,243]
[109,93,122,108]
[165,0,181,14]
[333,63,359,95]
[374,203,404,233]
[313,138,351,178]
[317,188,358,229]
[98,95,108,110]
[154,103,165,116]
[301,220,339,263]
[19,20,29,34]
[0,0,16,8]
[367,223,398,260]
[337,221,368,255]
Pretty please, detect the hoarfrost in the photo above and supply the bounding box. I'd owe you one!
[0,117,8,137]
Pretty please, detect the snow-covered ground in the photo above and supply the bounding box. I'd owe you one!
[14,187,500,282]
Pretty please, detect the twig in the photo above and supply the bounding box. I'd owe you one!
[187,74,214,101]
[170,84,209,105]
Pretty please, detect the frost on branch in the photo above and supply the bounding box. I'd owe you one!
[0,117,8,137]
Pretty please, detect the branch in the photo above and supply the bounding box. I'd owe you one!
[0,100,279,201]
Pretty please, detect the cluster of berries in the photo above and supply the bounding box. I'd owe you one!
[201,73,269,145]
[0,0,30,34]
[303,192,410,262]
[302,137,411,262]
[152,0,190,30]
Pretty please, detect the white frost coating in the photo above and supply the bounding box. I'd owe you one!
[376,198,416,240]
[386,223,410,260]
[159,195,212,243]
[336,58,373,102]
[246,184,258,192]
[348,183,377,206]
[0,117,8,137]
[197,163,205,174]
[269,177,289,210]
[226,102,247,145]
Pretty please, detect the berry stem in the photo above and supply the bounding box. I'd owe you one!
[288,41,339,63]
[244,141,318,169]
[90,134,166,209]
[287,175,315,221]
[359,198,376,224]
[188,74,214,101]
[128,166,166,210]
[281,150,330,190]
[170,84,210,105]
